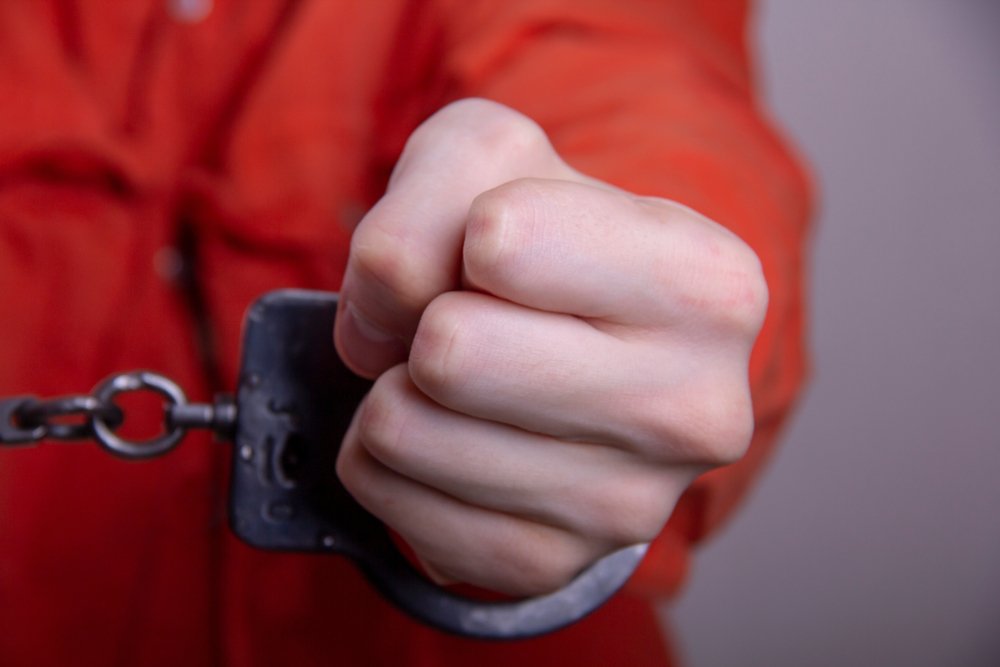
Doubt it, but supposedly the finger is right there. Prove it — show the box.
[407,291,749,464]
[337,415,604,596]
[355,366,686,546]
[334,99,577,378]
[462,178,768,335]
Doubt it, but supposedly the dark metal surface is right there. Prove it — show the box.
[90,371,191,459]
[18,395,123,440]
[228,289,645,639]
[1,394,123,444]
[0,397,47,445]
[0,374,233,456]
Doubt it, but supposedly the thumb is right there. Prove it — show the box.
[334,98,575,378]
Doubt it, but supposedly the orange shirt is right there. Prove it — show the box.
[0,1,811,665]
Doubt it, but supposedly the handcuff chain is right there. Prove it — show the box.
[16,394,124,441]
[0,371,235,459]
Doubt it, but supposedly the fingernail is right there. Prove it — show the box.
[337,301,408,378]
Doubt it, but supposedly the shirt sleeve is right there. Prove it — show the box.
[372,0,814,598]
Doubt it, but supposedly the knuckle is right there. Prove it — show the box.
[335,437,373,505]
[410,98,553,167]
[683,383,755,465]
[582,476,673,546]
[453,98,550,158]
[408,293,472,400]
[724,244,770,332]
[658,209,770,334]
[349,215,432,316]
[637,380,754,466]
[702,242,769,334]
[464,179,540,289]
[354,369,411,468]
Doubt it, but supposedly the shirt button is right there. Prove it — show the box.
[168,0,213,23]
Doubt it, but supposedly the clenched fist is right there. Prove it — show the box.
[334,98,767,596]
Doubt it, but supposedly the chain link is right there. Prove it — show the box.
[0,371,235,459]
[17,395,124,441]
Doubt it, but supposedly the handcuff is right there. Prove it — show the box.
[0,289,646,640]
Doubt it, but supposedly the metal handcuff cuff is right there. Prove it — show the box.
[0,290,646,640]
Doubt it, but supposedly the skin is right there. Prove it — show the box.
[334,98,767,597]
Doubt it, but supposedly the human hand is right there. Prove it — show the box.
[334,99,767,596]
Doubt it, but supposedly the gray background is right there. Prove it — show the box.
[666,2,1000,666]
